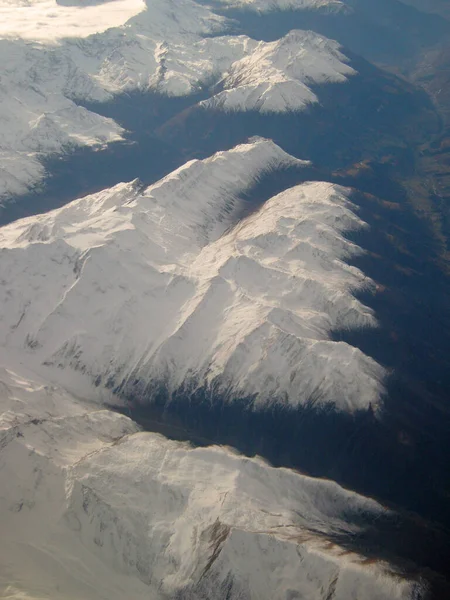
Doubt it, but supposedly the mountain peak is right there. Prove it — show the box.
[0,141,383,412]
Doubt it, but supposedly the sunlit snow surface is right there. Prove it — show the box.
[0,140,384,411]
[0,364,422,600]
[0,0,146,41]
[0,0,354,201]
[0,3,436,599]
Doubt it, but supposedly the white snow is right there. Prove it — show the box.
[201,30,354,113]
[0,3,430,599]
[0,0,354,202]
[0,0,146,41]
[0,37,125,202]
[0,139,383,412]
[0,363,421,600]
[88,28,354,106]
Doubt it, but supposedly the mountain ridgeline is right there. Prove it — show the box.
[1,1,450,598]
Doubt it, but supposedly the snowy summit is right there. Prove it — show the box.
[0,140,383,412]
[0,0,354,201]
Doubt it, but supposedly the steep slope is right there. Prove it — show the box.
[215,0,450,64]
[0,0,446,207]
[200,30,354,113]
[0,365,425,600]
[0,139,383,412]
[0,38,124,199]
[0,0,355,204]
[1,0,450,597]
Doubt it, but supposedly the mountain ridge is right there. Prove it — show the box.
[0,139,384,413]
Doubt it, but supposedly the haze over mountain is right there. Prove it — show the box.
[1,1,450,599]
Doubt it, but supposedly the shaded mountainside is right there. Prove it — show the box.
[155,53,438,169]
[0,142,385,414]
[1,1,450,599]
[116,178,450,583]
[207,0,450,63]
[0,367,429,600]
[0,51,439,225]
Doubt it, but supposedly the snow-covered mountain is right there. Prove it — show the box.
[0,364,424,600]
[0,139,383,412]
[2,0,450,596]
[0,38,123,199]
[0,0,355,203]
[0,0,446,204]
[200,31,354,113]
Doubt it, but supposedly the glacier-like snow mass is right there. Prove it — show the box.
[0,0,355,201]
[0,364,422,600]
[0,139,384,411]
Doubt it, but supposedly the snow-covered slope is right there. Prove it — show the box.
[0,0,354,202]
[89,28,354,105]
[0,139,383,411]
[201,31,354,113]
[0,38,123,199]
[0,364,423,600]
